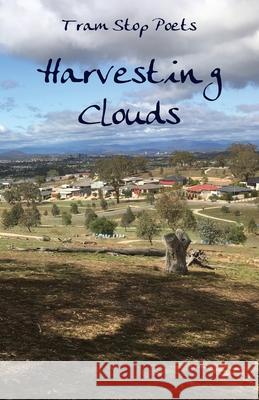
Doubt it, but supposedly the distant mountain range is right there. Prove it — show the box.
[0,138,258,159]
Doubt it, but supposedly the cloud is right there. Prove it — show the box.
[237,104,259,113]
[0,80,19,90]
[0,0,259,93]
[0,124,7,133]
[0,97,16,111]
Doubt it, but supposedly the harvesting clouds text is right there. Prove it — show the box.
[37,57,222,127]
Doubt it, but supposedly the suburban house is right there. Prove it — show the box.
[122,177,142,185]
[39,186,53,200]
[160,175,187,187]
[58,188,81,199]
[219,185,252,199]
[246,177,259,191]
[133,183,162,197]
[74,178,92,196]
[186,184,220,200]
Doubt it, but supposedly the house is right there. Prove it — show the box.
[57,188,81,199]
[122,177,142,185]
[74,178,92,196]
[246,177,259,191]
[186,184,220,200]
[219,185,252,199]
[160,175,187,187]
[39,186,53,200]
[133,183,162,197]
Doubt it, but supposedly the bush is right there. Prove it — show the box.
[100,198,108,210]
[121,206,135,230]
[62,212,72,225]
[224,225,247,244]
[85,209,97,228]
[43,209,48,216]
[197,219,222,245]
[90,217,117,235]
[70,202,79,214]
[51,203,60,216]
[234,210,241,217]
[247,218,257,234]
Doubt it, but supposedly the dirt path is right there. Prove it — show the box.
[193,206,238,224]
[0,232,44,240]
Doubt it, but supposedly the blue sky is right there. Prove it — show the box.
[0,0,259,153]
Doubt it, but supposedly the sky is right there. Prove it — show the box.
[0,0,259,154]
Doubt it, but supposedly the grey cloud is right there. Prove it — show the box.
[0,80,19,90]
[0,97,16,111]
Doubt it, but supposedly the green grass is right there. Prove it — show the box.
[199,204,259,225]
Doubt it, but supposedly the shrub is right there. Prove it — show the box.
[51,203,60,216]
[62,212,72,225]
[70,202,79,214]
[197,219,222,245]
[90,217,117,235]
[224,225,247,244]
[121,206,135,230]
[247,218,257,234]
[100,198,108,210]
[85,209,97,228]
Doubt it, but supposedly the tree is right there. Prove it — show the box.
[70,202,79,214]
[146,192,155,205]
[3,187,21,204]
[85,209,97,228]
[183,208,197,230]
[20,206,41,232]
[197,219,221,244]
[10,203,24,225]
[121,206,135,230]
[100,198,108,210]
[19,183,41,205]
[132,156,147,173]
[62,212,72,225]
[51,203,60,216]
[215,153,227,167]
[247,218,257,234]
[96,156,133,204]
[155,193,188,229]
[1,209,15,229]
[90,217,117,235]
[170,151,195,167]
[164,230,191,274]
[228,143,259,181]
[136,211,160,245]
[35,175,46,186]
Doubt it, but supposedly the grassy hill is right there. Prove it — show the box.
[0,248,258,360]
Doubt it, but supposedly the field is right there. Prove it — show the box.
[0,247,258,361]
[0,198,259,361]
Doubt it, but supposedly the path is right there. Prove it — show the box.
[193,206,238,224]
[0,232,44,240]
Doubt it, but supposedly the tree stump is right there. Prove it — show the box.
[164,229,191,274]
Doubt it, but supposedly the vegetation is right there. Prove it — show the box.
[228,143,259,181]
[120,206,135,230]
[136,211,161,245]
[51,203,60,216]
[61,211,72,226]
[85,209,97,229]
[89,217,117,235]
[70,202,79,214]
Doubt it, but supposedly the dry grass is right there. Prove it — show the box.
[0,249,258,361]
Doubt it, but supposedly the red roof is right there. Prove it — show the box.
[186,184,220,192]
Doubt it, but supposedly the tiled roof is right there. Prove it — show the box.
[186,184,220,192]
